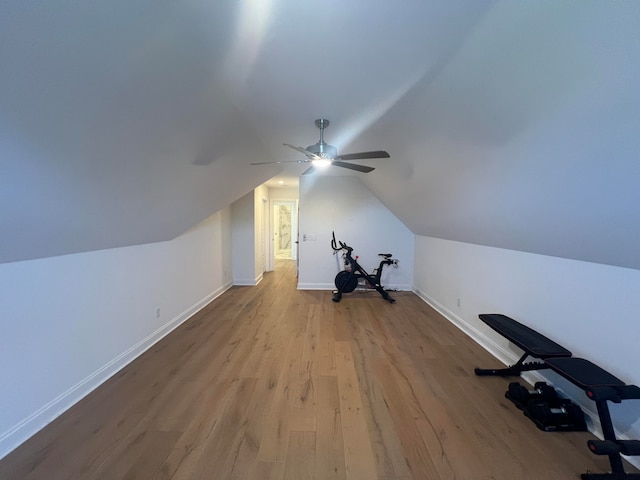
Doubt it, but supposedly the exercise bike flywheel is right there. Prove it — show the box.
[335,271,358,293]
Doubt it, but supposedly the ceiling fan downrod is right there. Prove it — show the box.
[308,119,336,158]
[315,118,330,141]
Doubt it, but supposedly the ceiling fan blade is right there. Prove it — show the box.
[301,166,316,176]
[332,161,375,173]
[335,150,390,161]
[250,159,310,165]
[283,143,321,160]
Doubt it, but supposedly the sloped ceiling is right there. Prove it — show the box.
[1,1,639,269]
[361,2,640,270]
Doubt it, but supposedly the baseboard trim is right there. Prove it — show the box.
[0,281,233,461]
[233,273,263,286]
[297,282,334,290]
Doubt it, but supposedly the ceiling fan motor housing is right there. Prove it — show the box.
[305,141,337,159]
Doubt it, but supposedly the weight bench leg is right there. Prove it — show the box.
[587,399,640,479]
[580,400,640,479]
[599,400,626,474]
[474,353,548,377]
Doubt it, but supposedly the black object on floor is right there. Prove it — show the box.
[523,398,587,432]
[506,381,587,432]
[506,381,558,410]
[474,314,572,376]
[330,232,397,303]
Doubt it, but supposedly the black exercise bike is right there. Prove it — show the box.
[331,231,399,303]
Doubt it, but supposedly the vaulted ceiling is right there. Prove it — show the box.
[2,1,639,269]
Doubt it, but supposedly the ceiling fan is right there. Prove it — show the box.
[251,118,390,175]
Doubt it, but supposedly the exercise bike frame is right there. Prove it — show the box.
[331,232,398,303]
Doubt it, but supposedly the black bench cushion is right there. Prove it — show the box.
[545,357,625,389]
[479,314,572,358]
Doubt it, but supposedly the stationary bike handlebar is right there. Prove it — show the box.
[331,231,395,261]
[331,231,352,254]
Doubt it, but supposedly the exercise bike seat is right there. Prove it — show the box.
[378,253,392,258]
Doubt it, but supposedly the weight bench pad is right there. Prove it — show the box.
[479,314,572,358]
[545,357,625,389]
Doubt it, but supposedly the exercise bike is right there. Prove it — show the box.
[330,231,399,303]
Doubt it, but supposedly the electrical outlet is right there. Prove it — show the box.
[156,307,161,319]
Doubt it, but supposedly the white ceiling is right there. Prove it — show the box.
[1,1,639,269]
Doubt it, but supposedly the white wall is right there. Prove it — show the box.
[298,176,414,290]
[0,208,233,460]
[269,186,299,201]
[413,235,640,455]
[231,187,268,285]
[254,185,269,279]
[231,192,257,285]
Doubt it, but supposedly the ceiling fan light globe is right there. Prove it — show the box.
[311,158,331,169]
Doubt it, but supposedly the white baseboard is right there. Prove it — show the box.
[233,273,263,286]
[0,282,232,461]
[385,283,416,292]
[413,287,640,472]
[297,282,334,290]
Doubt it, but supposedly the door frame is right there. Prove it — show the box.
[267,199,298,271]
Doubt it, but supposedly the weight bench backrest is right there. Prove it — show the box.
[479,314,572,359]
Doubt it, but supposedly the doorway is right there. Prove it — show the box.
[273,200,297,261]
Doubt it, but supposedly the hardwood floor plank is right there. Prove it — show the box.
[343,305,412,478]
[373,360,441,479]
[316,304,338,377]
[121,431,181,480]
[283,431,316,480]
[334,341,379,480]
[180,377,259,479]
[315,376,346,480]
[256,331,305,462]
[250,461,285,480]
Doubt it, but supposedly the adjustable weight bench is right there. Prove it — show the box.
[474,314,573,377]
[546,357,640,479]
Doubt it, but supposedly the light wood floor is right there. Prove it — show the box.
[0,260,623,479]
